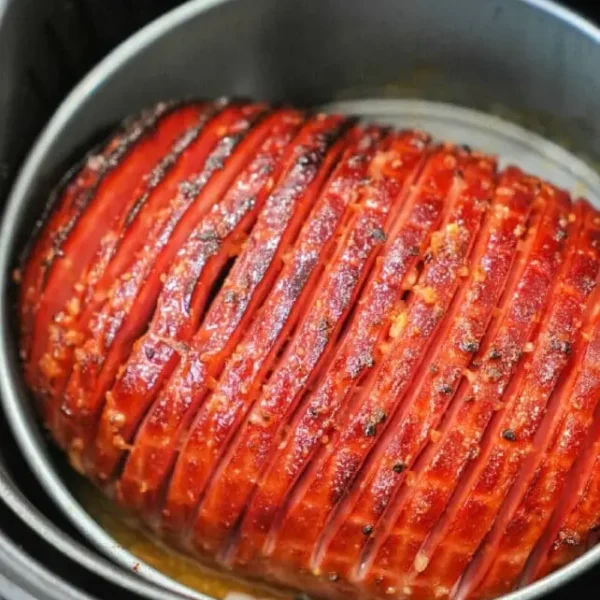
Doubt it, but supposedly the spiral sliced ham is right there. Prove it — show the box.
[18,100,600,600]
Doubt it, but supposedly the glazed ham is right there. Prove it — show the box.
[19,100,600,600]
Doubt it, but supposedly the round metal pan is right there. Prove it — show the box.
[0,1,599,599]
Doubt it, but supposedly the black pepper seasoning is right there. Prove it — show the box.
[502,429,517,442]
[318,318,331,333]
[437,383,453,395]
[460,340,479,353]
[362,524,374,536]
[371,227,387,242]
[364,423,377,437]
[392,462,406,473]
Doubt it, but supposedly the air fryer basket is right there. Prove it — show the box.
[1,1,600,600]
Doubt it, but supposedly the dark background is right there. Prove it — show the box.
[567,0,597,19]
[0,0,598,598]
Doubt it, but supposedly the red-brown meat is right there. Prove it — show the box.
[18,100,600,600]
[92,109,306,484]
[241,148,495,580]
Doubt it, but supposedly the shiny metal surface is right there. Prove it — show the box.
[0,1,599,599]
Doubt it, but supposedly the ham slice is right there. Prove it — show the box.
[18,101,600,600]
[239,147,495,580]
[356,182,571,599]
[25,101,205,403]
[455,202,600,600]
[55,103,271,465]
[118,113,353,521]
[314,167,535,585]
[196,129,429,560]
[92,108,306,484]
[228,143,452,579]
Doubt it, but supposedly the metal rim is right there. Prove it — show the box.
[0,523,93,600]
[0,1,599,600]
[0,456,203,600]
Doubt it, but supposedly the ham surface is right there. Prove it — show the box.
[18,100,600,600]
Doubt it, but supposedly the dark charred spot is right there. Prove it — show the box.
[459,144,472,153]
[488,348,502,360]
[371,227,387,243]
[297,151,320,167]
[243,195,257,211]
[392,462,407,473]
[437,383,453,395]
[318,318,331,333]
[362,524,374,536]
[184,280,197,312]
[460,339,479,353]
[364,423,377,437]
[317,128,340,147]
[502,429,517,442]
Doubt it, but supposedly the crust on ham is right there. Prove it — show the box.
[19,100,600,600]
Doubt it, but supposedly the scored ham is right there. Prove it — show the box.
[18,100,600,600]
